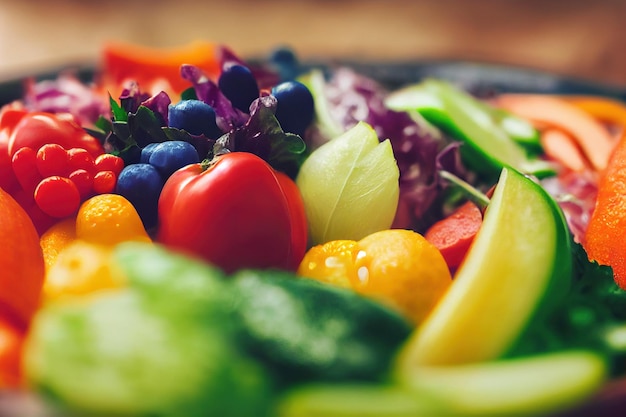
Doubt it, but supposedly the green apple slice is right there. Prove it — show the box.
[397,166,572,367]
[296,121,400,245]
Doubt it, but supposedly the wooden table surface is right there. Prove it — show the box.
[1,0,626,86]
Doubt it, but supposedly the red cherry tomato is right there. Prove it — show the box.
[67,147,96,174]
[34,176,81,218]
[68,169,94,199]
[157,152,308,273]
[36,143,69,178]
[11,147,41,194]
[94,153,125,176]
[92,170,117,194]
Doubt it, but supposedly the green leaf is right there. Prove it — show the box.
[111,122,133,145]
[109,93,128,122]
[181,87,198,101]
[162,127,194,142]
[128,105,168,146]
[95,115,113,132]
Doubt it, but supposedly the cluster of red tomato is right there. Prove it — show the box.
[0,109,123,234]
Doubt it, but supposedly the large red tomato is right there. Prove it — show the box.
[157,152,308,273]
[6,111,104,158]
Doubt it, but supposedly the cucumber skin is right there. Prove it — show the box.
[504,170,573,358]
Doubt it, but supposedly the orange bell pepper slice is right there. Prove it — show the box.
[563,95,626,134]
[100,40,222,95]
[584,129,626,289]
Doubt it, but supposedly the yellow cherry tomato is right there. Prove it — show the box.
[76,194,151,246]
[43,240,126,302]
[40,217,77,272]
[297,240,358,288]
[298,229,452,325]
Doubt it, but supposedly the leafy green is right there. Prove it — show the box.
[214,95,307,179]
[109,93,128,122]
[508,241,626,375]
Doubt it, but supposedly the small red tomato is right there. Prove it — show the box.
[94,153,125,177]
[34,176,81,218]
[67,147,96,174]
[68,169,94,199]
[36,143,69,178]
[157,152,307,273]
[92,170,117,194]
[11,147,41,194]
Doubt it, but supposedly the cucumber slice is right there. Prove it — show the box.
[277,383,442,417]
[277,350,606,417]
[401,350,607,416]
[385,80,554,178]
[397,167,572,367]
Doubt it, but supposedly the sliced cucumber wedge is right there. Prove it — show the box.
[277,350,606,417]
[401,350,607,416]
[397,167,572,367]
[385,79,554,178]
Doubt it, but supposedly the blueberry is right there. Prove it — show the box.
[148,141,200,179]
[116,163,164,230]
[218,64,260,112]
[168,100,222,138]
[268,46,299,81]
[271,81,315,136]
[140,142,160,164]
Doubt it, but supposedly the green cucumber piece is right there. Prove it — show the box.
[277,350,606,417]
[385,79,554,178]
[277,383,443,417]
[231,269,412,384]
[397,167,572,367]
[401,350,607,416]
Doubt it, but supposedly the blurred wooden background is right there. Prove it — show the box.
[1,0,625,85]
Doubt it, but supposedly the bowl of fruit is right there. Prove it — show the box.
[1,40,626,416]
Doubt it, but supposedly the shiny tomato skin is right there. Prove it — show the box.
[0,135,19,193]
[157,152,307,273]
[274,170,308,270]
[7,112,104,158]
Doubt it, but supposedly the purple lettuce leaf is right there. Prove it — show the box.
[118,82,151,115]
[23,73,109,126]
[180,64,248,132]
[141,91,171,126]
[214,94,306,178]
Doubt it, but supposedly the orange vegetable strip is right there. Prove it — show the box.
[495,94,615,171]
[424,201,483,273]
[540,128,590,172]
[563,96,626,129]
[584,130,626,289]
[101,40,221,94]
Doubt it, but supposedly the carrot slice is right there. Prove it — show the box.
[540,128,590,172]
[495,94,615,171]
[584,130,626,289]
[564,96,626,129]
[100,40,221,94]
[424,201,483,273]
